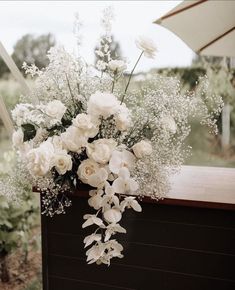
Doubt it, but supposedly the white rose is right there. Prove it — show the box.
[45,100,66,121]
[108,60,127,73]
[87,92,119,119]
[12,128,24,149]
[86,139,117,164]
[26,140,54,177]
[132,140,153,159]
[60,126,87,153]
[109,149,136,174]
[161,115,177,134]
[115,104,131,131]
[53,151,72,175]
[77,159,100,184]
[135,36,157,59]
[87,168,108,189]
[72,113,99,138]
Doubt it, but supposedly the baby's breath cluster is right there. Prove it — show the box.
[9,10,223,266]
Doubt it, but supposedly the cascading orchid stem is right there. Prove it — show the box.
[120,51,144,104]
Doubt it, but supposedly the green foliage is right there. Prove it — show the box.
[12,33,56,72]
[21,124,37,142]
[0,152,40,281]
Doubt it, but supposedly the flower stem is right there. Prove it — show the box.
[121,51,144,104]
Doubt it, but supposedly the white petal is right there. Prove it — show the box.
[118,167,130,179]
[131,200,142,212]
[112,178,125,194]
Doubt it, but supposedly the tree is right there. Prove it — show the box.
[12,33,56,72]
[0,57,9,78]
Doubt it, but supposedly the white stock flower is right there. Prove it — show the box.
[26,140,54,177]
[108,60,127,73]
[82,214,105,228]
[45,100,66,121]
[87,92,119,119]
[77,159,100,184]
[83,233,102,248]
[53,151,72,175]
[161,115,177,134]
[104,223,126,242]
[12,128,24,149]
[132,140,152,158]
[136,36,157,59]
[72,113,99,138]
[103,208,122,224]
[61,126,87,153]
[86,139,117,164]
[87,168,108,189]
[112,167,139,194]
[109,149,136,174]
[120,196,142,212]
[115,104,131,131]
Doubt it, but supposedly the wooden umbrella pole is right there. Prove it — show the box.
[0,95,14,136]
[0,42,32,96]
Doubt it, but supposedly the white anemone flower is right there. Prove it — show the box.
[82,214,105,228]
[120,196,142,212]
[112,167,139,194]
[104,223,126,242]
[109,149,136,174]
[83,233,102,248]
[135,36,157,59]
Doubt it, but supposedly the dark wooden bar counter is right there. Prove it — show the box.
[40,166,235,290]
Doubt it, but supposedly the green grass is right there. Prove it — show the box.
[22,270,42,290]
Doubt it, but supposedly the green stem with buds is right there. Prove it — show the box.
[121,51,144,104]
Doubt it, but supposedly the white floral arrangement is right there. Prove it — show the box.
[10,8,223,265]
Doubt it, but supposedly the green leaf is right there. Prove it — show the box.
[21,124,37,142]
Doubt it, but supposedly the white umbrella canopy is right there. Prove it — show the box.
[154,0,235,57]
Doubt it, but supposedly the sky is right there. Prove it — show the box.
[0,1,195,72]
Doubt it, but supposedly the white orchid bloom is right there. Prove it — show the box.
[82,214,105,228]
[106,240,124,258]
[103,208,122,224]
[88,189,104,210]
[104,223,126,242]
[101,182,120,210]
[86,242,106,264]
[120,196,142,212]
[83,233,102,248]
[112,167,139,194]
[109,149,136,174]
